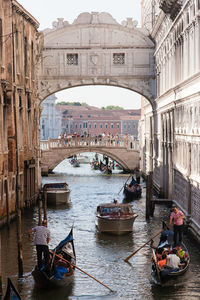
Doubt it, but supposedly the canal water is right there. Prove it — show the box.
[1,156,200,300]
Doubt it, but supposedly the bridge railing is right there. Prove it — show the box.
[40,136,139,151]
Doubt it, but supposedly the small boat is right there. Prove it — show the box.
[91,160,100,170]
[151,224,190,285]
[95,200,138,235]
[77,154,90,164]
[70,158,80,167]
[3,278,21,300]
[99,162,112,174]
[43,182,71,205]
[123,182,142,200]
[32,227,76,288]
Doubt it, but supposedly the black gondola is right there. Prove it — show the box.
[123,182,142,200]
[32,227,76,288]
[3,278,21,300]
[151,224,190,285]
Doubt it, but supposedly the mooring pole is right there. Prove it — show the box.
[43,190,47,220]
[146,172,153,219]
[0,233,2,296]
[38,191,42,226]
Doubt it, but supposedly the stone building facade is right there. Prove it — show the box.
[0,0,42,226]
[56,104,140,138]
[40,94,62,140]
[141,0,200,239]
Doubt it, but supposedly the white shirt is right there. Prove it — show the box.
[168,254,180,268]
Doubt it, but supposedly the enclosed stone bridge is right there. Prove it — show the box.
[40,136,140,174]
[37,12,156,107]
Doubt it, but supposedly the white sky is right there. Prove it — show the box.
[19,0,142,109]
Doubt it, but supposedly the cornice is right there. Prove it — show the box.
[12,0,39,29]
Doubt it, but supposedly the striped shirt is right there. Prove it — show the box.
[32,226,50,246]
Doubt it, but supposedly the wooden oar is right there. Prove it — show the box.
[118,174,132,195]
[124,226,168,262]
[49,250,114,292]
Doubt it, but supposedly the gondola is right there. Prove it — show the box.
[123,183,142,200]
[32,227,76,288]
[3,278,21,300]
[151,224,190,285]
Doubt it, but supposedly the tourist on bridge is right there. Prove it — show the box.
[169,204,184,246]
[28,219,50,270]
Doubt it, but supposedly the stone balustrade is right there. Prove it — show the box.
[40,136,139,151]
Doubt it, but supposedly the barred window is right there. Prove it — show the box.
[113,53,125,65]
[67,54,78,65]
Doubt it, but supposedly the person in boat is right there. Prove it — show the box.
[28,219,50,270]
[169,204,185,246]
[176,244,187,262]
[158,253,168,270]
[167,248,181,270]
[134,168,141,184]
[159,225,174,247]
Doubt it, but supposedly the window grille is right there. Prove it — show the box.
[67,54,78,65]
[113,53,125,65]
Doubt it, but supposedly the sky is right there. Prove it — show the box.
[19,0,142,109]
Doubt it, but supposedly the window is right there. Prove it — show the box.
[75,124,77,128]
[113,53,125,64]
[79,124,82,128]
[89,124,91,129]
[105,123,108,129]
[24,37,28,76]
[67,54,78,65]
[94,123,97,129]
[100,124,103,129]
[27,93,32,147]
[111,123,114,129]
[19,94,23,149]
[117,123,119,128]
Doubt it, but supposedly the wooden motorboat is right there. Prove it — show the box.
[77,154,90,164]
[3,278,21,300]
[43,182,71,205]
[123,182,142,200]
[151,225,190,285]
[95,201,138,235]
[32,228,76,288]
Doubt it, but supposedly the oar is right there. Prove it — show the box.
[118,173,132,195]
[124,226,168,262]
[49,250,114,292]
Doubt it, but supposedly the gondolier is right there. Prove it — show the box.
[169,204,184,246]
[28,219,50,270]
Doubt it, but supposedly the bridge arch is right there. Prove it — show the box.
[40,138,140,173]
[37,12,156,108]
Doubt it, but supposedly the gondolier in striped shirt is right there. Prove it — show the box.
[169,205,184,247]
[28,219,50,270]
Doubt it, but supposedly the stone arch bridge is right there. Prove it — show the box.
[40,136,140,174]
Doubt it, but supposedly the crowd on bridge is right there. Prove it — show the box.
[57,131,133,147]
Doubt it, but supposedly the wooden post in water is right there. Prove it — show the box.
[0,233,2,296]
[146,172,153,219]
[43,190,47,220]
[38,191,42,226]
